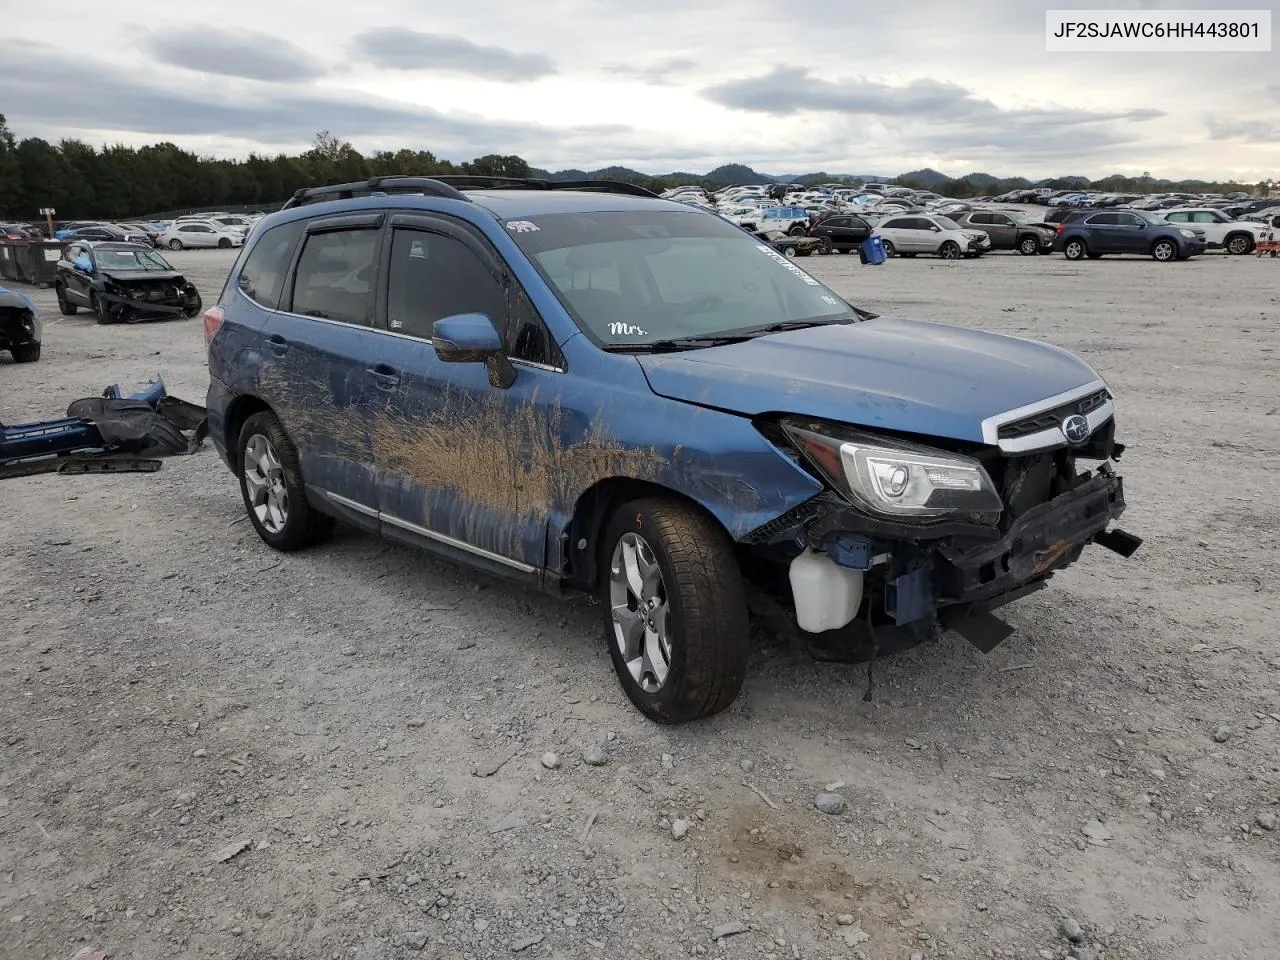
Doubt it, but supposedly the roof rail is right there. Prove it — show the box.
[280,176,471,209]
[430,175,658,198]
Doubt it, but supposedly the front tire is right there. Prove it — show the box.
[1151,239,1177,261]
[11,342,40,363]
[881,239,895,257]
[938,240,961,260]
[1018,235,1040,256]
[1063,238,1087,260]
[168,239,183,250]
[599,498,750,723]
[217,237,232,249]
[780,244,797,258]
[91,291,112,325]
[236,411,333,552]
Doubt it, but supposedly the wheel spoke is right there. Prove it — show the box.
[612,604,644,662]
[622,540,645,600]
[644,623,669,687]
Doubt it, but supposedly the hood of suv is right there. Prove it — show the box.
[636,317,1100,444]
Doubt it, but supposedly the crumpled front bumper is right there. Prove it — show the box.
[933,467,1127,609]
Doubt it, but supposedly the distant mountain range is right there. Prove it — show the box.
[527,163,1230,191]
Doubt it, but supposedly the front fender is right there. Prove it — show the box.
[543,350,825,552]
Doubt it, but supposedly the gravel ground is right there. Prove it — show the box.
[2,244,1278,960]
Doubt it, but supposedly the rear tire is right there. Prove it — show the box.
[817,236,833,254]
[1225,233,1253,255]
[55,283,78,315]
[881,240,896,257]
[599,498,750,723]
[788,225,806,237]
[1063,238,1087,260]
[236,411,334,552]
[11,342,40,363]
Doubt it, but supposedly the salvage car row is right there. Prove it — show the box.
[664,182,1280,262]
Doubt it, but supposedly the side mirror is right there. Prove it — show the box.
[74,256,93,272]
[431,312,516,389]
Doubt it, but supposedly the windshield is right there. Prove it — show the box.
[932,216,963,230]
[1007,211,1035,224]
[507,210,857,348]
[95,248,173,271]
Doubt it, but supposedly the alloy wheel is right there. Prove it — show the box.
[609,532,672,694]
[242,433,289,534]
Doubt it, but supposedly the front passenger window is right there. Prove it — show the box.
[386,230,506,341]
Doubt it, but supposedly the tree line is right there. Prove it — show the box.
[0,112,1268,222]
[0,120,534,221]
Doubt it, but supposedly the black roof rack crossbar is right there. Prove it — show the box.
[429,175,658,198]
[281,176,471,209]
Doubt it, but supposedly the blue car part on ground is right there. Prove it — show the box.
[203,175,1142,723]
[1,377,207,480]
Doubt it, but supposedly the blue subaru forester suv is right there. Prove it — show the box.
[204,176,1140,723]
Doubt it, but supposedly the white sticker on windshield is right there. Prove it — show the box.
[755,244,820,284]
[609,322,647,337]
[506,220,539,233]
[821,295,840,305]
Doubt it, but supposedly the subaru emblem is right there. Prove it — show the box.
[1062,414,1090,445]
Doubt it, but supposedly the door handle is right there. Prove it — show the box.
[366,365,401,390]
[267,334,289,357]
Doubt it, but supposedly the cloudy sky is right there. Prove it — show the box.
[1,0,1276,180]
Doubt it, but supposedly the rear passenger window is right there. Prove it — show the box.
[386,230,505,341]
[289,228,378,325]
[237,219,305,309]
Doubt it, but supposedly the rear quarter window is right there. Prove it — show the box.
[235,219,306,310]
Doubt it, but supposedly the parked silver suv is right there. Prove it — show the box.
[871,214,991,259]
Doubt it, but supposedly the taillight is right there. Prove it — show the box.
[1055,224,1065,233]
[202,305,225,347]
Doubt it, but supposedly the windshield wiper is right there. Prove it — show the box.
[603,333,757,353]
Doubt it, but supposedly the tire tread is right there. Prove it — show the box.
[604,497,749,723]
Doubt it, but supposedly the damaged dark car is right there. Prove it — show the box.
[0,285,41,363]
[205,176,1142,725]
[55,241,202,324]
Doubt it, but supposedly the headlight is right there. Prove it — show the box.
[780,419,1004,524]
[1179,229,1196,238]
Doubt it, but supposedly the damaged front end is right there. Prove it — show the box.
[740,403,1141,679]
[0,287,41,360]
[97,273,203,324]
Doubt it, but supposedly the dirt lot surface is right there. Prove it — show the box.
[3,245,1278,960]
